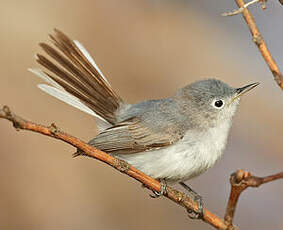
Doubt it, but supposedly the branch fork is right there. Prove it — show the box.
[222,0,267,17]
[224,169,283,229]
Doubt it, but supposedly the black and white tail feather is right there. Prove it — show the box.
[29,29,124,131]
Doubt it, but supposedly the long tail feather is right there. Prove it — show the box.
[38,84,99,118]
[31,29,124,125]
[28,68,64,90]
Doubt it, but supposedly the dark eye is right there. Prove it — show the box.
[214,100,224,108]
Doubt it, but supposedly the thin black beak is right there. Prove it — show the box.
[230,82,260,104]
[235,82,260,97]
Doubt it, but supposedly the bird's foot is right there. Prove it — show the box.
[186,194,204,219]
[179,182,204,219]
[150,179,168,198]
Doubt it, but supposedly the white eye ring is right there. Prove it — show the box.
[212,99,225,109]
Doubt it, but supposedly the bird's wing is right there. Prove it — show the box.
[88,117,184,154]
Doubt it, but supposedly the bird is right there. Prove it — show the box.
[29,29,259,218]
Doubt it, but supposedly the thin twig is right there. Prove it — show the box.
[0,105,229,230]
[222,0,262,17]
[234,0,283,90]
[224,169,283,229]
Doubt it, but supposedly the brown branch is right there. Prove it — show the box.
[224,169,283,229]
[233,0,283,90]
[0,105,229,230]
[1,106,283,229]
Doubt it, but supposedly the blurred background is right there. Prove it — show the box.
[0,0,282,229]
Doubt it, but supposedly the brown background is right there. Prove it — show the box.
[0,1,283,229]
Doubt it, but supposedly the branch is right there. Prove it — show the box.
[0,105,229,230]
[224,169,283,229]
[1,106,282,229]
[224,0,283,90]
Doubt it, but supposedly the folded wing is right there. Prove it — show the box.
[89,117,184,154]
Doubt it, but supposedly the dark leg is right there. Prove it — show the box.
[179,182,204,219]
[150,179,168,198]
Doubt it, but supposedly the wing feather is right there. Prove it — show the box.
[88,117,183,154]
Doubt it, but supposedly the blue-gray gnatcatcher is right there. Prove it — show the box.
[29,30,259,218]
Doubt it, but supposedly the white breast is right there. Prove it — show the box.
[118,120,232,184]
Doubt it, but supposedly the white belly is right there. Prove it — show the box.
[117,120,232,184]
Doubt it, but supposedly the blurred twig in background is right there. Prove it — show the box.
[223,0,283,90]
[1,106,282,230]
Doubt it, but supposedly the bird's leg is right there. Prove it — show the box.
[150,179,168,198]
[179,182,204,219]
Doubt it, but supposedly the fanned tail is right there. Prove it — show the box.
[29,29,123,127]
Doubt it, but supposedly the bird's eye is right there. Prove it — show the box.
[212,99,224,109]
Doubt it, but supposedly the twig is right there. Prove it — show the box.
[224,169,283,229]
[223,0,283,89]
[0,105,229,230]
[221,0,264,17]
[233,0,283,90]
